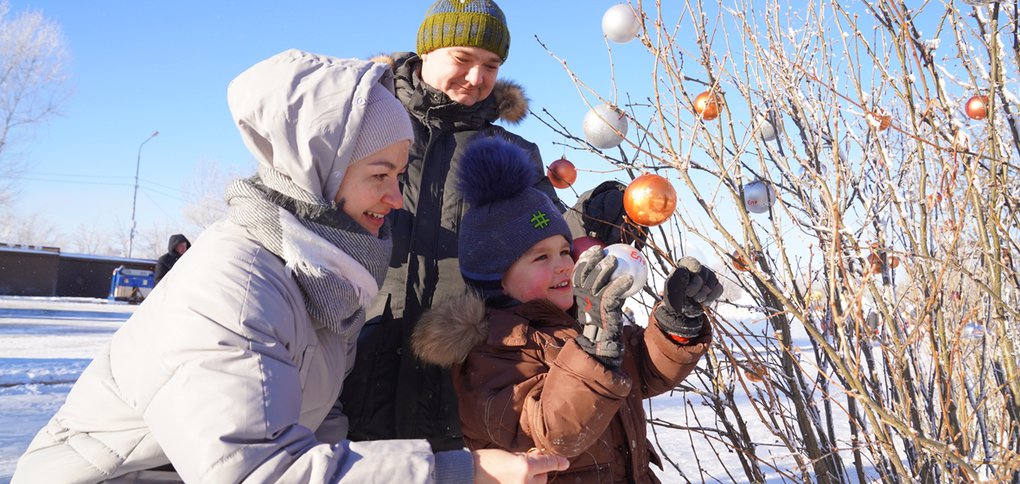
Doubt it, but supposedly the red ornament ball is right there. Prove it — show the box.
[547,157,577,189]
[965,94,988,120]
[571,236,606,262]
[623,174,677,227]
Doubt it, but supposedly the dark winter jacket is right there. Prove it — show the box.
[154,234,190,285]
[338,52,572,451]
[412,293,713,483]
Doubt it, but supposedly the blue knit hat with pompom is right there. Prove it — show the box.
[458,137,572,295]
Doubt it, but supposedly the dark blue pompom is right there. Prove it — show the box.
[458,137,537,206]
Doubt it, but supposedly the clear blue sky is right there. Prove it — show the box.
[8,1,661,251]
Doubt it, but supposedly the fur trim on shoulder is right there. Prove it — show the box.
[375,52,529,123]
[412,292,489,367]
[492,79,528,124]
[369,53,396,69]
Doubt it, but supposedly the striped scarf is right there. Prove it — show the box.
[225,166,391,335]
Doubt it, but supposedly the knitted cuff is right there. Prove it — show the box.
[434,449,474,484]
[654,304,705,342]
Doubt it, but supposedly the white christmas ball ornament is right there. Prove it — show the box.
[604,243,648,298]
[743,180,776,214]
[583,104,628,149]
[757,111,783,141]
[602,4,641,43]
[963,322,986,340]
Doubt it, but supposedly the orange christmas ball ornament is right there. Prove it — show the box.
[547,157,577,189]
[965,95,989,120]
[694,91,722,121]
[744,362,767,383]
[623,174,677,226]
[867,252,881,265]
[730,250,755,272]
[867,252,883,274]
[866,109,892,131]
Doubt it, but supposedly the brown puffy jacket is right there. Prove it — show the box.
[412,293,712,483]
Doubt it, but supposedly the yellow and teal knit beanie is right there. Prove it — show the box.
[417,0,510,61]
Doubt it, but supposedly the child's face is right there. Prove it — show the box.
[502,235,575,311]
[334,140,409,236]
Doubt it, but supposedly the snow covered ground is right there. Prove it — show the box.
[0,296,133,483]
[0,296,816,483]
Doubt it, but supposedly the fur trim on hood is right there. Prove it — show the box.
[412,292,488,368]
[370,53,529,124]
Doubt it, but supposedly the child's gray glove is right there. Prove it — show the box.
[654,256,724,341]
[573,246,633,368]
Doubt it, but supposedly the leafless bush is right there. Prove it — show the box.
[539,1,1019,481]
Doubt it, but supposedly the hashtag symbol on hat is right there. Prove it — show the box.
[530,211,550,229]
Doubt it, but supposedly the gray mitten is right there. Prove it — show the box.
[573,246,633,368]
[654,256,724,340]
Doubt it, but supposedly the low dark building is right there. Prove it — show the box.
[0,245,60,297]
[0,244,156,299]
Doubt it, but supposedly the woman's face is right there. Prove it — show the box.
[334,140,409,236]
[502,235,575,311]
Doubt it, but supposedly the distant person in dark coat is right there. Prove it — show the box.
[154,233,190,284]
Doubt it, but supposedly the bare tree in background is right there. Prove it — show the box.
[0,1,71,207]
[137,219,180,261]
[67,221,118,255]
[0,209,62,247]
[182,158,247,230]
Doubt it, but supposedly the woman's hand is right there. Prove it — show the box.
[473,448,569,484]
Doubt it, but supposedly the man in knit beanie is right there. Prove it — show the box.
[416,0,509,106]
[341,0,644,453]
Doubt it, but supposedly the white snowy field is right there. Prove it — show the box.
[0,296,833,483]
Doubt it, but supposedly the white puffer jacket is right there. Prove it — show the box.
[12,50,444,484]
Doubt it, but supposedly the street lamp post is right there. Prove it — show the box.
[128,131,159,258]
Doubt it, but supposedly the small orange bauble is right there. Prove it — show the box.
[867,252,883,274]
[623,174,677,226]
[744,362,767,382]
[731,250,754,272]
[965,95,989,120]
[547,157,577,189]
[694,91,722,121]
[867,252,882,266]
[867,110,891,131]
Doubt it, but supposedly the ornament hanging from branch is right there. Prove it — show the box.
[757,111,783,141]
[730,249,756,272]
[623,173,676,226]
[571,236,606,262]
[694,91,723,121]
[601,4,641,43]
[965,94,988,120]
[547,157,577,189]
[583,103,628,149]
[742,180,776,214]
[866,108,892,131]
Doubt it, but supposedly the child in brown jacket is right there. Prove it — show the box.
[412,137,723,483]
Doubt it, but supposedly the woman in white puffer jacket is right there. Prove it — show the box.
[11,49,565,484]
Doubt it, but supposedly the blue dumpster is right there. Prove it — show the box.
[109,266,155,303]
